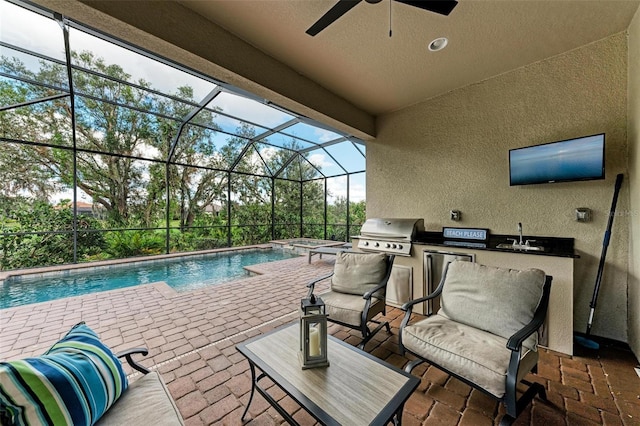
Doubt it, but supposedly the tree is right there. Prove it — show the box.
[1,52,154,224]
[155,86,229,230]
[0,47,353,267]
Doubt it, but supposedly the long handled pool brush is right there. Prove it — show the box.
[574,173,623,350]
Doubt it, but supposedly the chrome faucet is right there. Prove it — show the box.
[498,222,544,251]
[517,222,524,245]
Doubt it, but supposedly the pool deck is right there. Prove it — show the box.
[1,255,639,425]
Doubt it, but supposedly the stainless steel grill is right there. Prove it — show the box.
[356,218,424,256]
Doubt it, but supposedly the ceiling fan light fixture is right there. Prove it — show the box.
[428,37,449,52]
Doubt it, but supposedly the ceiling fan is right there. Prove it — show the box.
[306,0,458,36]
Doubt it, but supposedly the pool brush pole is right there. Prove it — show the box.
[584,173,623,337]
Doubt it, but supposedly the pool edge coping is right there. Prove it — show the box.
[0,244,274,282]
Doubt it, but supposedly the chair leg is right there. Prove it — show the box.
[357,320,390,350]
[499,414,515,426]
[504,381,545,422]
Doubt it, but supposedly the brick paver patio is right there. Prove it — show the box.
[1,255,639,425]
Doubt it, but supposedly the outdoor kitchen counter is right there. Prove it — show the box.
[410,239,576,356]
[413,231,578,258]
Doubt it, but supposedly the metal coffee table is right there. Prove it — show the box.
[236,322,419,425]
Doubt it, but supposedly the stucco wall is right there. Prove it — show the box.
[369,34,630,342]
[628,8,640,359]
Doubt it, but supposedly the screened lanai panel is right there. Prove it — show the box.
[299,155,324,180]
[349,172,366,203]
[273,178,301,240]
[0,1,65,62]
[76,154,164,227]
[327,175,348,204]
[230,174,272,245]
[170,168,228,251]
[279,155,303,181]
[305,146,344,177]
[100,229,164,258]
[254,141,297,177]
[0,72,68,107]
[0,48,69,95]
[0,0,368,271]
[280,122,342,145]
[71,69,190,120]
[349,172,366,236]
[0,230,74,269]
[260,132,315,150]
[73,97,164,158]
[191,106,268,140]
[233,143,271,176]
[326,175,348,241]
[0,97,72,146]
[172,124,230,168]
[324,141,365,173]
[0,143,70,213]
[205,91,295,129]
[68,27,217,103]
[302,178,325,239]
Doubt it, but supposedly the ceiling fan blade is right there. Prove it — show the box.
[306,0,363,36]
[394,0,458,16]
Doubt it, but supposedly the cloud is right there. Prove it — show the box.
[308,152,334,168]
[314,128,341,143]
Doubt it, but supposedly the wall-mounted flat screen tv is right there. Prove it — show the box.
[509,133,605,186]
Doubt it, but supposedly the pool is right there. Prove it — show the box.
[0,249,299,309]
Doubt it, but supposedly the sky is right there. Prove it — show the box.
[0,0,366,203]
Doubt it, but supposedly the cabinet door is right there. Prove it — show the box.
[424,251,475,315]
[386,265,412,308]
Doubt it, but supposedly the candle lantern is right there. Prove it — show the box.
[299,294,329,369]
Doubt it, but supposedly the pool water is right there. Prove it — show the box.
[0,249,299,309]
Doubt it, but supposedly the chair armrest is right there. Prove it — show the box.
[116,348,151,374]
[400,261,451,311]
[362,280,388,300]
[307,273,333,288]
[506,276,553,351]
[306,272,333,297]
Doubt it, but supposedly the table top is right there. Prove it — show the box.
[236,322,420,426]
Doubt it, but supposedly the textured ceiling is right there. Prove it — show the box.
[178,0,639,116]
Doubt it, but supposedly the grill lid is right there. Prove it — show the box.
[359,218,424,241]
[356,218,424,257]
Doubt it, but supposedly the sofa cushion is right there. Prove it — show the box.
[331,252,388,297]
[319,290,385,326]
[402,314,538,398]
[0,323,127,426]
[96,371,184,426]
[440,261,545,348]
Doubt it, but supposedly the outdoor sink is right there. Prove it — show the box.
[496,243,545,252]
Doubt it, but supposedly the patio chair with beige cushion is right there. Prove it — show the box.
[399,261,552,426]
[306,251,395,350]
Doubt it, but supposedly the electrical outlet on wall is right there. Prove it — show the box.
[576,208,591,222]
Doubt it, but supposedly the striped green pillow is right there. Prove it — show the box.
[0,322,128,425]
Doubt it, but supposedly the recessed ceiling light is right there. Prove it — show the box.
[428,37,449,52]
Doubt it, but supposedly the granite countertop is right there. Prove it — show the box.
[412,231,578,258]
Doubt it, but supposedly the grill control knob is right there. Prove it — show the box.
[398,244,403,250]
[385,243,391,248]
[374,242,379,247]
[363,241,369,246]
[392,244,397,249]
